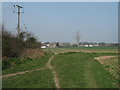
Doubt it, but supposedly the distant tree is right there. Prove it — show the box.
[73,31,80,44]
[26,37,37,43]
[19,32,26,41]
[56,42,59,47]
[26,36,38,48]
[26,32,32,40]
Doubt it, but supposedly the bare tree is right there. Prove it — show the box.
[73,31,80,44]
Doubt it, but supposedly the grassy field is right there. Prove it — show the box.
[2,47,119,88]
[2,51,56,88]
[51,52,118,88]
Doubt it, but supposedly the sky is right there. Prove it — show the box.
[2,2,118,43]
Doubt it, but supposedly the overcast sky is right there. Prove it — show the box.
[3,2,118,43]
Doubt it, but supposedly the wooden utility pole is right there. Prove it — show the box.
[14,5,23,39]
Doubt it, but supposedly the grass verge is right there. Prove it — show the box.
[3,51,53,75]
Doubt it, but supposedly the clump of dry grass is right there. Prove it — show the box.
[21,48,45,59]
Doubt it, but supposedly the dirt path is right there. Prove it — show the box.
[2,53,61,88]
[1,52,57,79]
[0,67,45,78]
[2,50,79,88]
[46,55,61,88]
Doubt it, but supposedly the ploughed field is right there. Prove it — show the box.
[2,47,119,88]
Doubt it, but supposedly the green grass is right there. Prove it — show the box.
[2,51,56,88]
[51,52,118,88]
[2,47,119,88]
[2,68,56,88]
[3,51,54,75]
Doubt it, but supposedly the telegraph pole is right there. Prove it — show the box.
[14,5,23,39]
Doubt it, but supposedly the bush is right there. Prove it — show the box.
[2,29,42,69]
[2,30,22,57]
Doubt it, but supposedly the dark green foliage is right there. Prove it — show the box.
[2,30,41,58]
[2,30,42,70]
[25,37,40,48]
[2,59,10,69]
[2,30,21,57]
